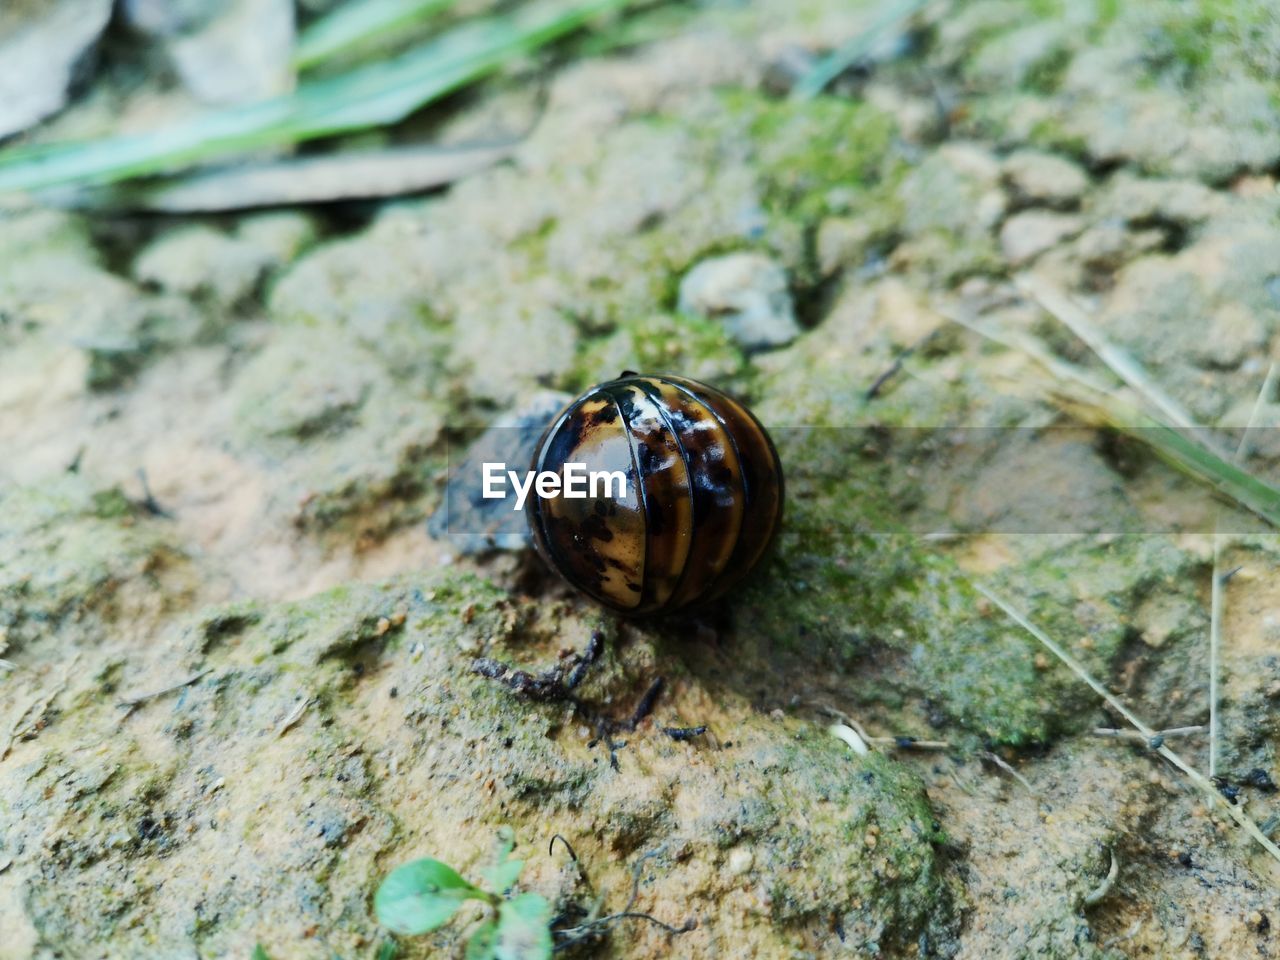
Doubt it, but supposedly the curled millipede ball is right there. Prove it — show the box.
[527,372,784,615]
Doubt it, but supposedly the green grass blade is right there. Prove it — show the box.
[0,0,627,195]
[1138,419,1280,527]
[1018,273,1198,432]
[1012,275,1280,522]
[1040,380,1280,529]
[791,0,928,100]
[943,300,1280,530]
[294,0,462,70]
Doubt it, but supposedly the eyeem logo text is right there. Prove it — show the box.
[482,463,629,511]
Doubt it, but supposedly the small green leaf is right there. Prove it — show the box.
[494,825,516,861]
[487,858,525,894]
[374,858,487,935]
[791,0,929,100]
[373,940,399,960]
[485,827,522,892]
[494,893,553,960]
[465,920,500,960]
[251,947,271,960]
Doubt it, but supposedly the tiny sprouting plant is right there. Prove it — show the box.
[373,830,695,957]
[374,827,552,960]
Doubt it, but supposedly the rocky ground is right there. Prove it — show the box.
[3,0,1280,957]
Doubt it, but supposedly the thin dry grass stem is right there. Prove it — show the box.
[1090,725,1203,743]
[830,723,870,755]
[1209,361,1278,778]
[276,697,312,737]
[974,582,1280,867]
[1016,274,1198,433]
[1082,849,1119,907]
[1231,364,1279,463]
[1209,536,1225,778]
[979,750,1036,796]
[935,303,1115,397]
[117,667,211,710]
[949,284,1280,863]
[1104,919,1145,950]
[941,291,1280,528]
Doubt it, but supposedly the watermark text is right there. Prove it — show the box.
[482,462,628,511]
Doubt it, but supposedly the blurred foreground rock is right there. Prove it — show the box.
[0,0,112,138]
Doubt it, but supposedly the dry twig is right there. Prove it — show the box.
[1082,848,1119,907]
[980,750,1036,796]
[277,697,312,737]
[1208,361,1277,777]
[815,703,951,751]
[1090,725,1203,745]
[118,668,211,710]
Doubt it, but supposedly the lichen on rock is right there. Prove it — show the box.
[0,476,192,654]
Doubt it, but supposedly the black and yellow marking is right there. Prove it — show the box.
[528,373,783,616]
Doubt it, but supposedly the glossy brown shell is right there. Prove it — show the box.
[527,373,783,616]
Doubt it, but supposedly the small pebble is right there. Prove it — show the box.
[1001,150,1089,208]
[727,847,754,875]
[999,211,1084,265]
[678,252,800,351]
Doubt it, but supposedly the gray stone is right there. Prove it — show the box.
[817,216,879,277]
[999,210,1083,265]
[127,0,294,105]
[132,216,314,309]
[427,390,572,555]
[1061,68,1280,185]
[678,252,800,350]
[892,143,1006,281]
[1196,301,1265,370]
[1096,214,1280,420]
[965,20,1072,89]
[863,81,946,145]
[0,0,112,138]
[1002,150,1088,208]
[1072,222,1165,272]
[122,0,214,35]
[1096,174,1227,228]
[133,225,272,307]
[898,143,1006,237]
[234,213,318,266]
